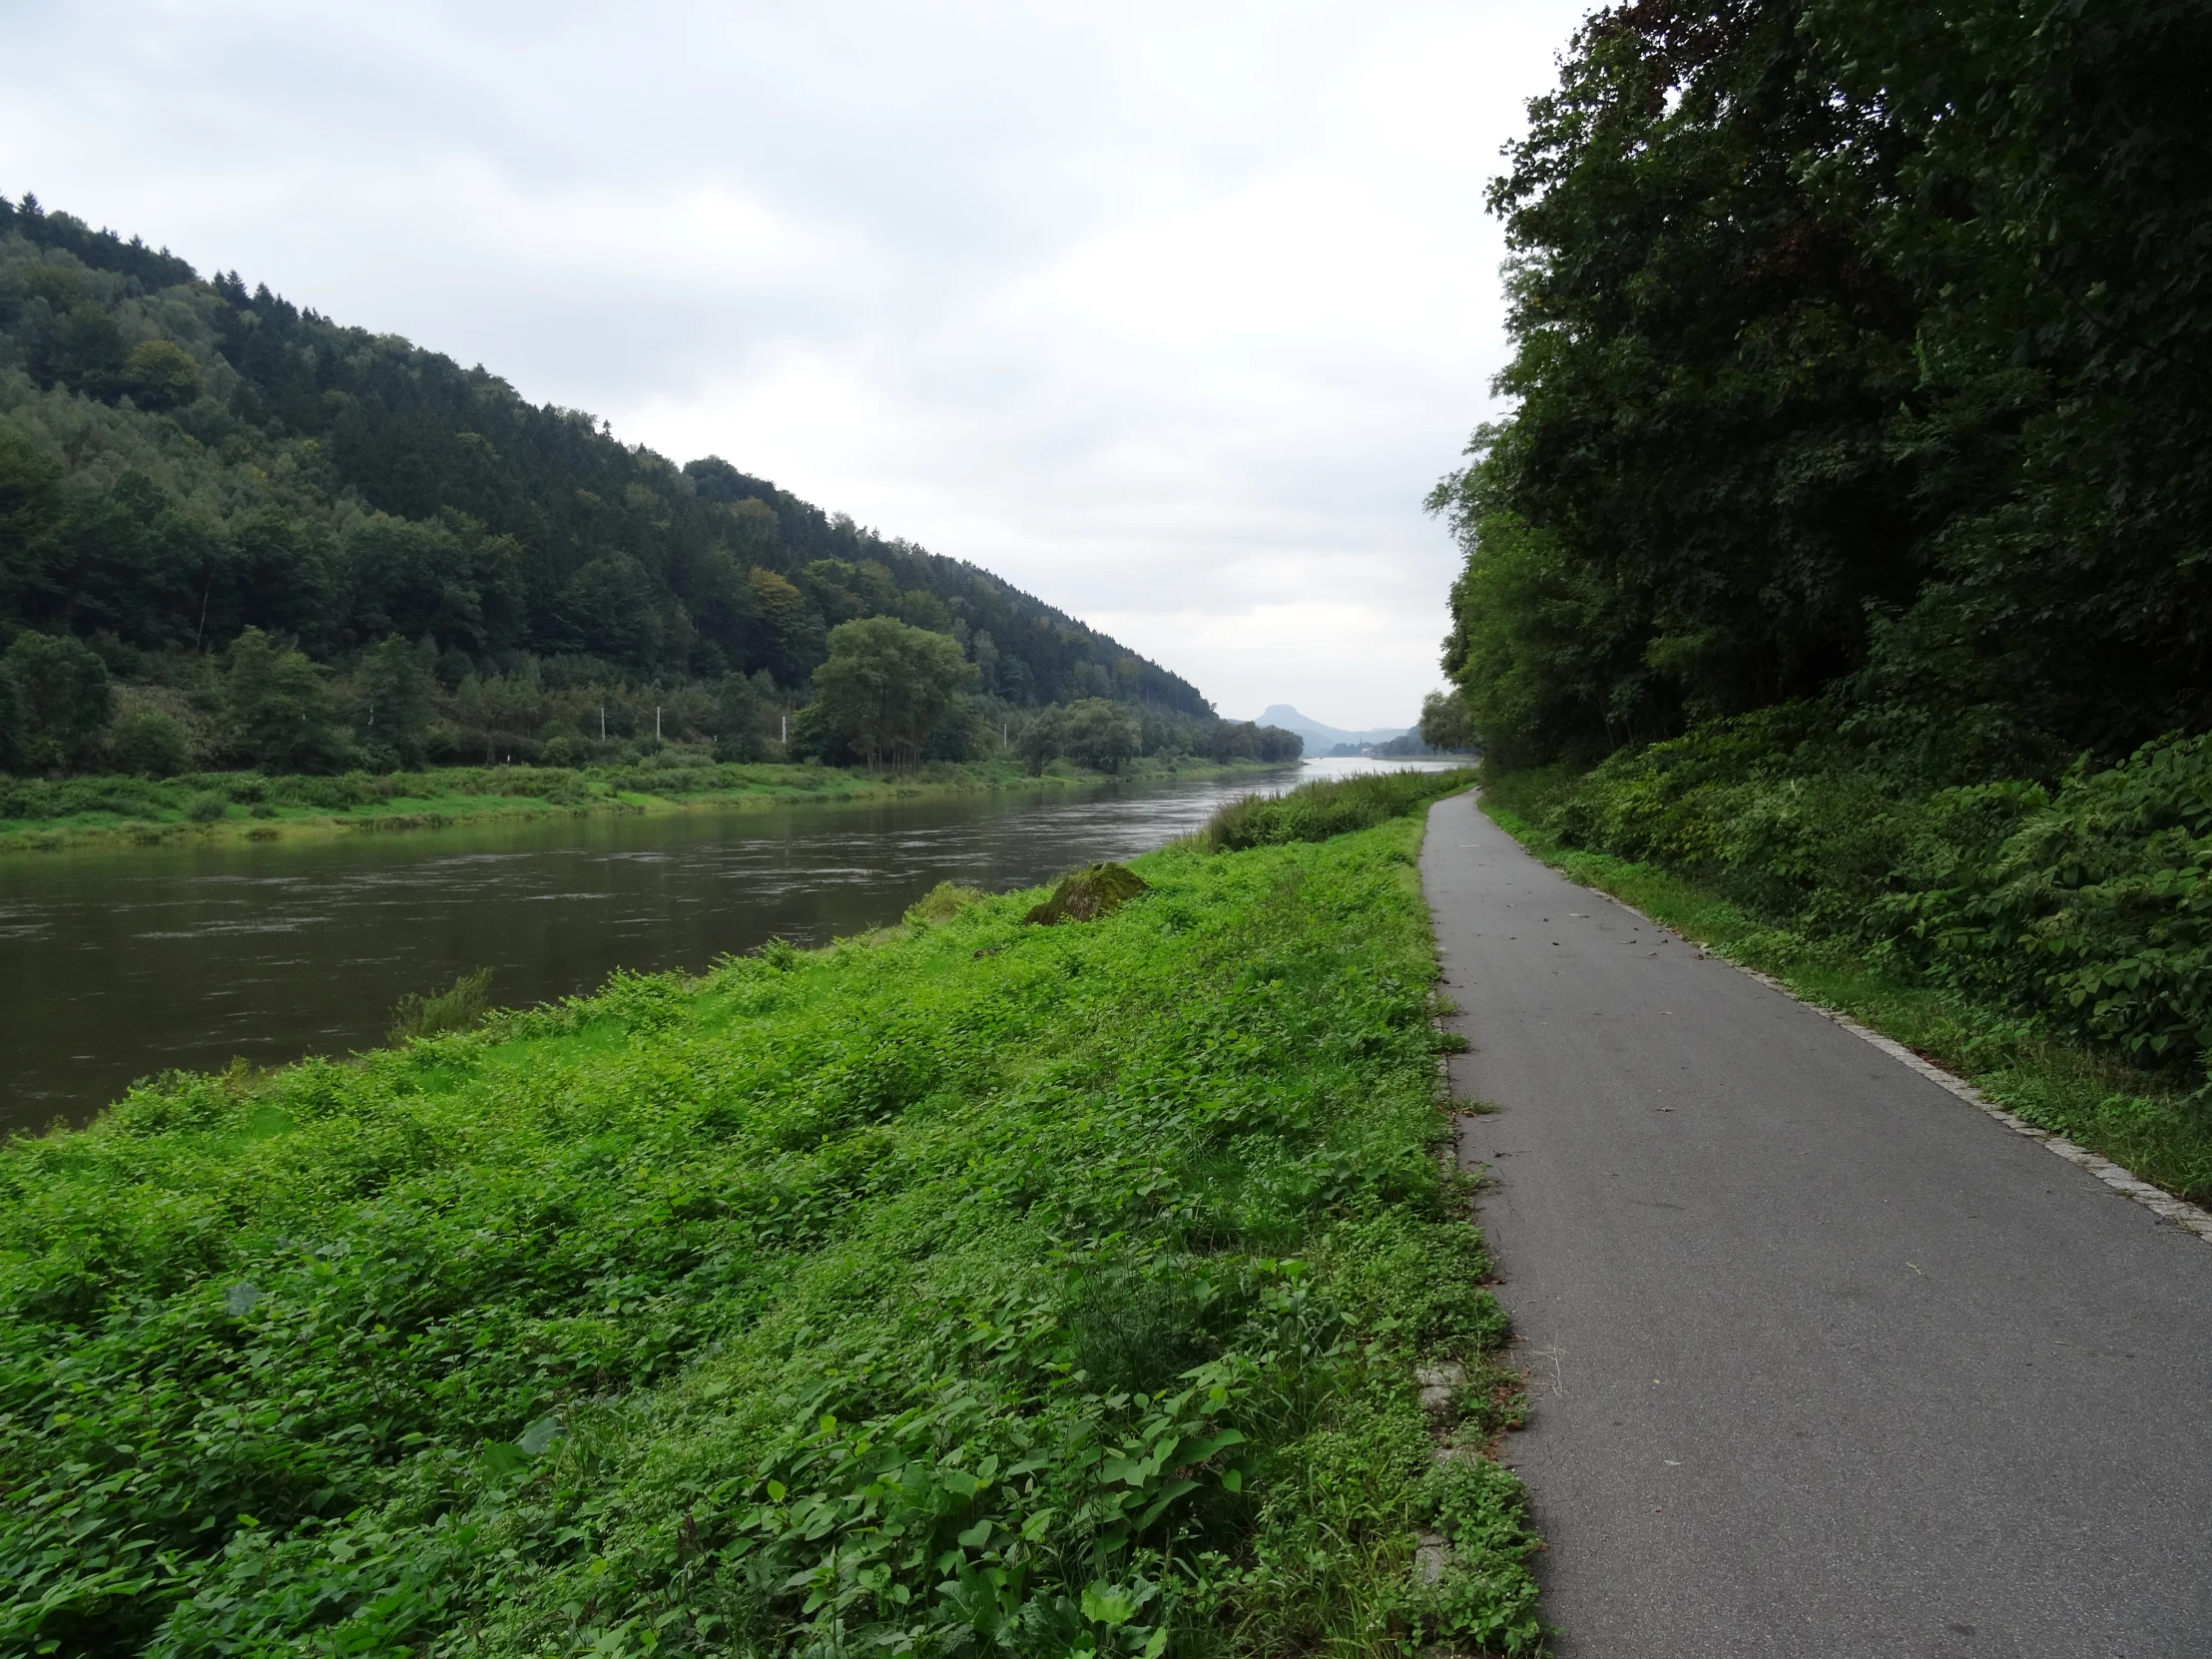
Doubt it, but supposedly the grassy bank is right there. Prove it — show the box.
[0,811,1540,1656]
[1479,768,2212,1207]
[0,756,1293,855]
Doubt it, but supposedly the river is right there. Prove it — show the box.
[0,758,1462,1132]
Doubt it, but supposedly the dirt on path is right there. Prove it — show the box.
[1422,792,2212,1657]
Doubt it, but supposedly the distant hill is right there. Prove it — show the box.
[0,194,1212,716]
[1247,705,1409,754]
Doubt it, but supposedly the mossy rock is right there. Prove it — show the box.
[1024,862,1149,925]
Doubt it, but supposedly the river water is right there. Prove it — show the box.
[0,758,1461,1132]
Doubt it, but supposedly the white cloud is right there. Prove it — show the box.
[1,0,1584,728]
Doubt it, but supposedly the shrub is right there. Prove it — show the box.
[185,793,227,824]
[107,711,194,779]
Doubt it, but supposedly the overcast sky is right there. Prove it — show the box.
[4,0,1585,729]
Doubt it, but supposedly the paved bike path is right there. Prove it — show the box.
[1421,793,2212,1657]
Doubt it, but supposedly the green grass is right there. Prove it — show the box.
[0,756,1294,852]
[0,817,1540,1657]
[1207,770,1481,852]
[1478,779,2212,1206]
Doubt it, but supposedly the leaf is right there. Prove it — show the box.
[1136,1477,1201,1529]
[517,1415,562,1456]
[1082,1583,1139,1627]
[224,1283,263,1317]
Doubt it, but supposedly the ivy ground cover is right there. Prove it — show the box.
[0,814,1539,1657]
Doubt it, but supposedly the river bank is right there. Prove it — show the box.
[0,792,1540,1657]
[0,754,1294,855]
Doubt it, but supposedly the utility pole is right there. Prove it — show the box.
[599,705,606,742]
[655,706,662,742]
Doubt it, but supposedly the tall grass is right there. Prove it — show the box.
[386,967,496,1045]
[1207,769,1478,851]
[0,818,1539,1657]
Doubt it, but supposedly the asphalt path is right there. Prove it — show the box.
[1421,792,2212,1658]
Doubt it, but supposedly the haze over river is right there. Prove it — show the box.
[0,759,1458,1133]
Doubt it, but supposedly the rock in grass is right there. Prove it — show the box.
[1023,862,1148,925]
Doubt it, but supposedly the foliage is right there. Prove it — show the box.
[0,191,1214,781]
[1433,0,2212,775]
[0,818,1536,1656]
[1208,723,1303,766]
[0,629,110,772]
[1415,692,1474,757]
[905,880,984,924]
[1520,717,2212,1080]
[807,616,978,770]
[386,967,496,1045]
[1395,1459,1543,1653]
[106,710,192,778]
[1208,770,1477,853]
[225,626,347,775]
[1019,699,1143,776]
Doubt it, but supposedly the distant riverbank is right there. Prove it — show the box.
[0,754,1295,854]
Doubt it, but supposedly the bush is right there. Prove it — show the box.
[107,711,194,779]
[185,793,227,824]
[1207,769,1478,851]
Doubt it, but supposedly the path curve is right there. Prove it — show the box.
[1422,793,2212,1657]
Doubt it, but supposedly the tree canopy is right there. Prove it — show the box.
[1434,0,2212,779]
[806,617,978,770]
[0,192,1212,731]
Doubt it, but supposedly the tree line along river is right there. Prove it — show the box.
[0,758,1458,1133]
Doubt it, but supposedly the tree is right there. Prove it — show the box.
[712,671,770,762]
[1054,699,1141,773]
[0,630,111,773]
[353,634,436,767]
[108,710,193,777]
[748,568,828,688]
[1418,689,1476,755]
[807,616,977,770]
[123,338,203,410]
[1207,721,1303,764]
[226,627,346,773]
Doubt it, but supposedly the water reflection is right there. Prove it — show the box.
[0,757,1463,1129]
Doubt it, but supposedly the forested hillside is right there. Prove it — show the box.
[0,193,1215,773]
[1435,0,2212,1162]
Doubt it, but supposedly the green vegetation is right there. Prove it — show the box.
[1480,762,2212,1206]
[386,968,495,1046]
[0,194,1289,794]
[1208,770,1478,853]
[0,811,1539,1656]
[0,753,1293,852]
[1429,0,2212,1180]
[1432,0,2210,775]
